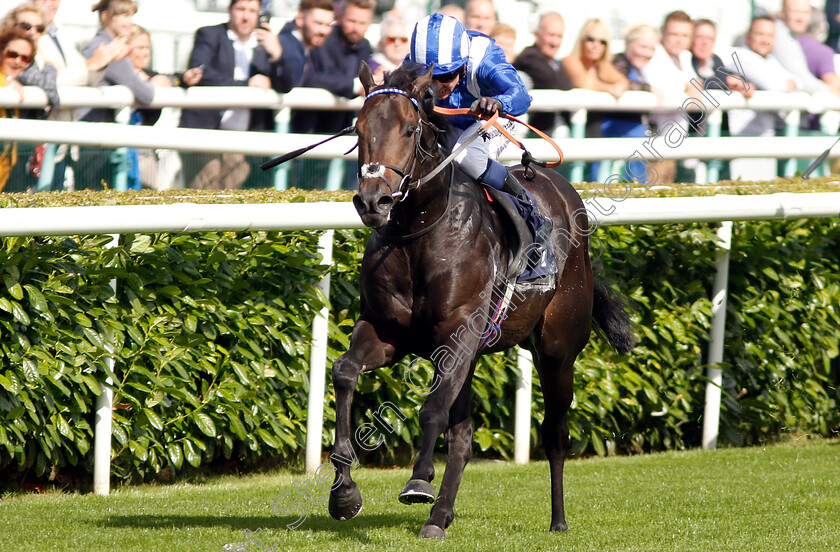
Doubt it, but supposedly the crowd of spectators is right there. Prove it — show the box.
[3,0,840,191]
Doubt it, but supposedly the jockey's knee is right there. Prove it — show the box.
[456,151,489,181]
[478,159,507,190]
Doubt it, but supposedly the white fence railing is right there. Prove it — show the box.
[1,193,838,492]
[2,85,838,188]
[5,85,840,115]
[2,117,838,162]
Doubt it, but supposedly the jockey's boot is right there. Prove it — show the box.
[480,159,532,204]
[479,161,554,273]
[480,159,551,228]
[500,170,530,202]
[500,169,553,270]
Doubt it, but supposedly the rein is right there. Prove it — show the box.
[432,106,565,170]
[360,87,563,242]
[360,90,515,199]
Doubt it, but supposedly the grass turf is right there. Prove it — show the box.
[1,437,837,551]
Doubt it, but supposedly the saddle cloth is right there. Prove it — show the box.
[483,185,558,283]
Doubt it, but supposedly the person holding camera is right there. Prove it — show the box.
[178,0,287,189]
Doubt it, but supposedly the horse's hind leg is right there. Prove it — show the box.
[329,319,397,521]
[535,354,575,532]
[418,367,475,539]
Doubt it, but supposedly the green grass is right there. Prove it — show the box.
[2,438,838,551]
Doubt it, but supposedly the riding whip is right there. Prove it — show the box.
[801,134,840,179]
[259,125,356,170]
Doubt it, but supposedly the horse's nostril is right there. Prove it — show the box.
[376,195,394,208]
[352,194,367,215]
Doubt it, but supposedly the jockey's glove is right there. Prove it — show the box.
[470,97,503,116]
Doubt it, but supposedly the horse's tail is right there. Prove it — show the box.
[591,278,637,355]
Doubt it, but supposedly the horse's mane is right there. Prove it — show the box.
[381,62,454,153]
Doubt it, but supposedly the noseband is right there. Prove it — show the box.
[359,88,440,201]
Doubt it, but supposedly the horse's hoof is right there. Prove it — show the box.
[398,479,435,505]
[549,521,569,532]
[328,484,363,521]
[418,523,446,539]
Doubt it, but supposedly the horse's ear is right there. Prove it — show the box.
[409,64,435,99]
[359,61,376,96]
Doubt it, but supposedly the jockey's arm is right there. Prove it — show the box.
[475,46,532,116]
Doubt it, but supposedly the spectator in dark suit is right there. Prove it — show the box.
[289,0,374,189]
[290,0,373,135]
[512,11,571,137]
[179,0,287,189]
[277,0,335,90]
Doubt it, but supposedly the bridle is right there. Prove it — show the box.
[358,87,446,202]
[359,87,460,241]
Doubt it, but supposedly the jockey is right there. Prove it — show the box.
[408,13,534,202]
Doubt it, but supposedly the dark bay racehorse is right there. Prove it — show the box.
[328,62,635,539]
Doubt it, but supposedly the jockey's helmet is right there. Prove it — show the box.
[408,13,470,76]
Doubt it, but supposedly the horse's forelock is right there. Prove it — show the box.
[382,62,425,92]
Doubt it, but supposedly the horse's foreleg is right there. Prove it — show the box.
[400,318,480,538]
[401,348,475,489]
[419,367,475,539]
[329,320,395,521]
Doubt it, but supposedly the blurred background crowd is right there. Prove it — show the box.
[0,0,837,191]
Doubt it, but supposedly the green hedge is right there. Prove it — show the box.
[1,214,838,485]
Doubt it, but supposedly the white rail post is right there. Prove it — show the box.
[817,111,840,178]
[273,108,291,190]
[569,109,587,183]
[305,230,334,474]
[93,234,119,495]
[702,221,733,450]
[514,348,533,464]
[704,109,723,183]
[35,143,58,192]
[326,159,345,191]
[112,107,132,191]
[783,110,802,177]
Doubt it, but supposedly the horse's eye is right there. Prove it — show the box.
[405,124,416,137]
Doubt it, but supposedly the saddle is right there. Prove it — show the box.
[483,181,558,283]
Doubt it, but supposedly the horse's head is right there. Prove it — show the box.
[352,61,440,228]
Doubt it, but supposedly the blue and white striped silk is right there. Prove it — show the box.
[410,13,469,75]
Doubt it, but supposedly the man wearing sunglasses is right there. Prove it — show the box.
[407,13,533,202]
[370,18,410,82]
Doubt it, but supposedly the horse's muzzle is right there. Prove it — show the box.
[353,192,395,228]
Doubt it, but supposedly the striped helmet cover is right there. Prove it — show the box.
[409,13,470,76]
